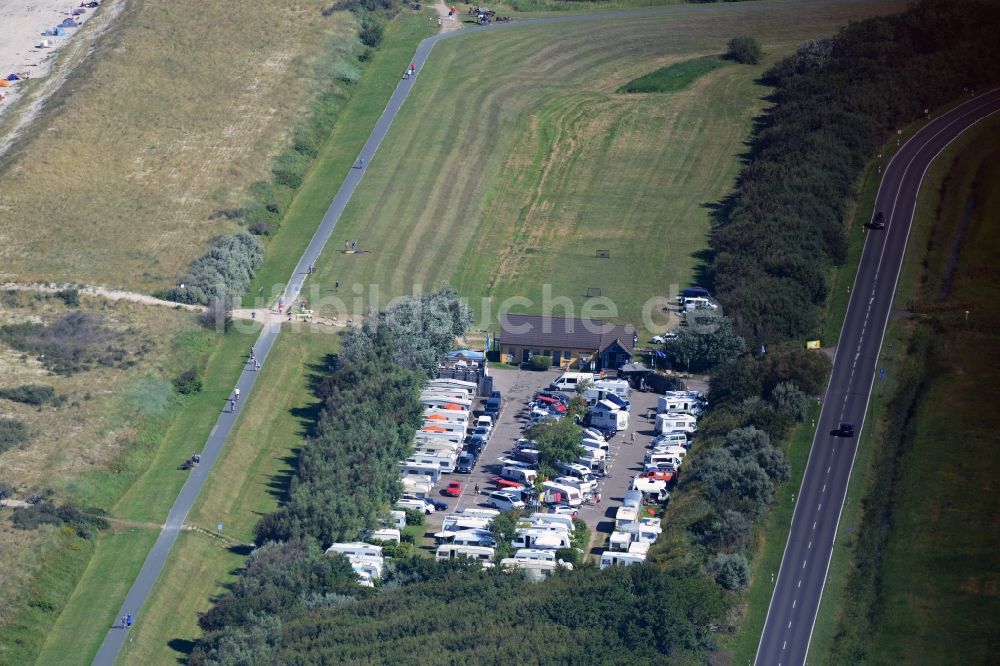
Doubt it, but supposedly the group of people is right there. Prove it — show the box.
[120,613,134,629]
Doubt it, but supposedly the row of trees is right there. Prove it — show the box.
[191,288,471,662]
[710,0,1000,344]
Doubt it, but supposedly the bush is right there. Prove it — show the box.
[0,384,55,405]
[166,232,264,306]
[55,289,80,307]
[0,312,139,375]
[359,21,384,48]
[173,368,203,395]
[770,381,809,421]
[528,354,552,371]
[726,36,762,64]
[0,481,14,501]
[709,552,750,590]
[0,418,32,454]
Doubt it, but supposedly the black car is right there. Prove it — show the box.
[870,211,886,229]
[837,422,855,437]
[425,497,449,511]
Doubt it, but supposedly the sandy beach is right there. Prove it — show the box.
[0,0,101,114]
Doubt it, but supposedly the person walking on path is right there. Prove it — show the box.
[255,360,261,371]
[121,615,127,629]
[474,483,480,495]
[125,614,133,628]
[249,346,256,361]
[234,387,240,402]
[230,399,236,413]
[630,431,636,446]
[335,280,340,291]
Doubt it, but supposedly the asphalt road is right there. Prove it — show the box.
[755,89,1000,666]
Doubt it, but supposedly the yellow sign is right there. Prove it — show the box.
[805,340,821,349]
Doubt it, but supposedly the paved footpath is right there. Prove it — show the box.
[91,5,706,663]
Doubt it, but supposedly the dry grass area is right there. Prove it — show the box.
[0,0,356,291]
[0,292,198,489]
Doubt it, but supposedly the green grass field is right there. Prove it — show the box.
[617,55,728,93]
[809,112,1000,664]
[115,324,342,664]
[301,0,906,333]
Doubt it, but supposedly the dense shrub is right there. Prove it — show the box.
[709,552,750,589]
[528,354,552,371]
[710,0,1000,344]
[358,20,384,48]
[0,312,141,375]
[0,384,55,405]
[664,313,746,372]
[55,289,80,307]
[10,501,108,538]
[165,232,264,306]
[0,417,32,454]
[173,368,203,395]
[726,36,762,64]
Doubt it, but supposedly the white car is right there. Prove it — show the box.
[548,505,578,518]
[487,491,526,511]
[651,332,678,344]
[396,498,433,515]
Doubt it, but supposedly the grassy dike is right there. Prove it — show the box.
[116,325,342,665]
[808,111,1000,663]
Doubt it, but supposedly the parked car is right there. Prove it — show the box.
[467,434,487,454]
[651,332,677,344]
[425,497,449,512]
[456,453,476,474]
[445,481,463,497]
[487,490,526,511]
[548,504,578,518]
[473,425,492,439]
[492,476,525,490]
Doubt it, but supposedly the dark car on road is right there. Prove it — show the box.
[837,422,855,437]
[456,452,476,473]
[870,211,886,229]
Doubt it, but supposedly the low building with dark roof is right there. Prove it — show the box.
[497,314,635,370]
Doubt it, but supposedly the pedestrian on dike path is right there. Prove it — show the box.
[230,399,236,413]
[249,346,256,361]
[121,615,127,629]
[255,360,261,371]
[234,387,240,402]
[630,431,636,445]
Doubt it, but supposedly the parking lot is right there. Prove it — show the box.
[425,366,666,556]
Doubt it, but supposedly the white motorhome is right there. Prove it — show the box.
[615,504,640,529]
[645,452,682,469]
[592,379,630,400]
[400,475,433,498]
[415,429,464,446]
[542,481,583,507]
[650,432,689,448]
[631,477,669,503]
[513,548,557,563]
[555,462,594,481]
[580,437,610,453]
[623,490,643,508]
[427,378,477,396]
[349,555,385,583]
[549,372,594,392]
[413,442,460,457]
[655,412,698,435]
[405,454,456,474]
[326,542,383,559]
[527,513,575,533]
[455,507,500,520]
[389,510,407,530]
[589,404,629,432]
[435,544,495,563]
[552,476,596,497]
[620,520,662,545]
[500,465,537,485]
[450,529,497,547]
[657,395,703,416]
[424,408,471,425]
[398,462,442,485]
[421,420,467,435]
[420,395,473,411]
[600,551,646,569]
[499,557,563,581]
[365,528,401,544]
[421,385,472,399]
[513,528,572,550]
[438,516,492,537]
[609,531,633,552]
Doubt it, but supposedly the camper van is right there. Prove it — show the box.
[450,529,497,548]
[427,379,477,396]
[615,504,640,529]
[631,477,669,503]
[435,544,495,563]
[655,412,697,435]
[365,528,401,544]
[580,437,610,453]
[326,542,383,559]
[650,432,689,448]
[555,461,594,481]
[513,548,557,563]
[389,510,407,530]
[656,395,703,416]
[620,519,662,545]
[527,513,576,533]
[500,465,537,486]
[542,481,583,507]
[398,461,442,485]
[592,379,630,400]
[395,497,433,514]
[552,476,596,498]
[582,388,630,412]
[455,507,500,520]
[600,551,646,569]
[415,430,464,446]
[549,372,593,392]
[400,475,433,498]
[424,408,471,426]
[512,528,572,550]
[590,408,628,432]
[421,420,467,435]
[441,515,492,534]
[420,395,473,411]
[413,441,460,457]
[644,452,682,469]
[405,454,456,474]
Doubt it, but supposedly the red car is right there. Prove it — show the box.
[445,481,463,497]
